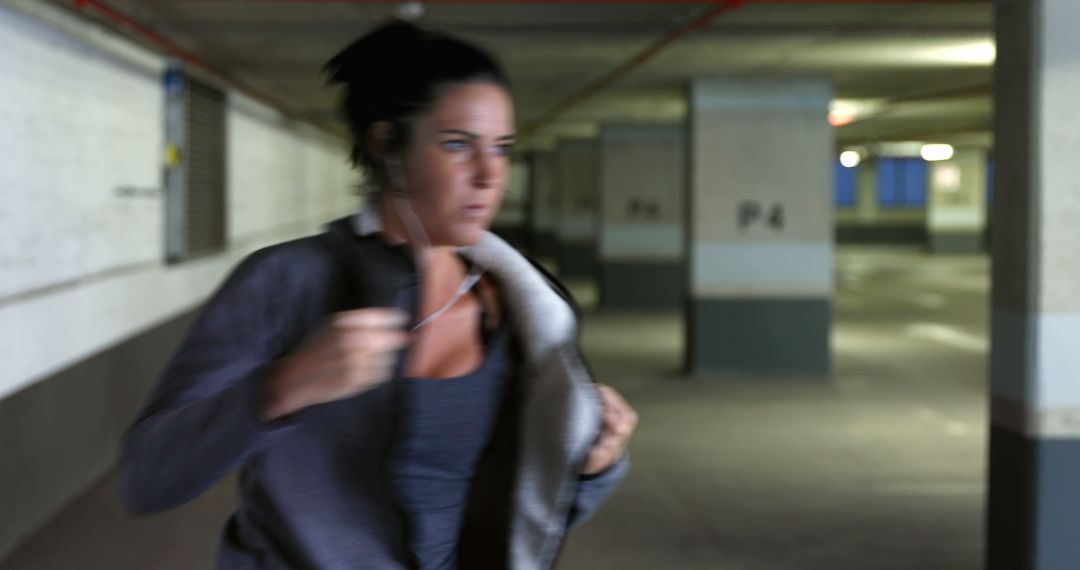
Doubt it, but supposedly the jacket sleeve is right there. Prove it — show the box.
[119,250,299,515]
[567,452,629,529]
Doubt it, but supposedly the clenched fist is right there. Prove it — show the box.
[259,308,409,422]
[581,384,638,476]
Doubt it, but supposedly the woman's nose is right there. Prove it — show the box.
[472,151,497,188]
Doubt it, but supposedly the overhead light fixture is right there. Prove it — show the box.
[828,99,887,127]
[829,109,855,127]
[921,144,955,162]
[934,40,997,65]
[397,1,425,20]
[839,150,862,168]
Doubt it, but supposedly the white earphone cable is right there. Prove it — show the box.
[386,158,489,333]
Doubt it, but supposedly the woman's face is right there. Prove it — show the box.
[398,80,515,247]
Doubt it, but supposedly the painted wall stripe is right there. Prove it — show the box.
[0,227,314,401]
[690,242,833,295]
[992,397,1080,438]
[599,223,683,260]
[992,309,1080,407]
[558,213,597,241]
[692,79,833,112]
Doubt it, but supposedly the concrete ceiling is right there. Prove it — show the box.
[60,1,994,151]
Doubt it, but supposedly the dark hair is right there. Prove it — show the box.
[324,20,511,180]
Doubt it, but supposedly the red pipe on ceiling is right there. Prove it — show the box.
[522,0,746,136]
[108,0,986,4]
[71,0,305,124]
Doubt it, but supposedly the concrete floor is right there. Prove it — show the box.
[0,247,989,569]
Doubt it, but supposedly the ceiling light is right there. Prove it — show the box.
[921,144,955,162]
[840,150,861,168]
[935,40,996,65]
[829,109,855,127]
[828,99,887,127]
[397,2,425,20]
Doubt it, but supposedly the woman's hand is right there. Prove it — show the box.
[258,308,410,422]
[581,384,638,476]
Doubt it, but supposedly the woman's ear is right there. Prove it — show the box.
[368,121,409,196]
[366,120,397,161]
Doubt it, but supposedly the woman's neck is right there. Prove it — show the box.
[376,196,461,275]
[374,196,409,245]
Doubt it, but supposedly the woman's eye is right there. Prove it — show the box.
[441,140,470,152]
[493,144,514,157]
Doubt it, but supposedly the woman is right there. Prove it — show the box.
[120,20,636,570]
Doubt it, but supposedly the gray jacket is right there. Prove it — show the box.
[119,214,628,569]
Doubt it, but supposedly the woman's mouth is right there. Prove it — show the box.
[463,204,489,217]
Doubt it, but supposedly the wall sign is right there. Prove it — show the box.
[738,201,785,231]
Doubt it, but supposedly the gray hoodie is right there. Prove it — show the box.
[119,213,628,569]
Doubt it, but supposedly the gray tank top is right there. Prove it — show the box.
[390,313,512,570]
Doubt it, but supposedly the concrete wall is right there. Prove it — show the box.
[834,159,927,246]
[0,2,355,559]
[527,151,560,258]
[555,138,599,278]
[491,159,529,249]
[835,209,927,245]
[926,149,988,253]
[833,154,992,249]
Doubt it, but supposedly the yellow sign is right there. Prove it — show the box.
[164,144,181,168]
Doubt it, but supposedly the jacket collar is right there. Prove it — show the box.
[351,201,385,238]
[344,206,577,363]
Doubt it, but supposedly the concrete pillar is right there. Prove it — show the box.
[838,158,882,244]
[855,159,879,225]
[686,77,833,377]
[988,1,1080,568]
[597,124,685,310]
[926,149,988,254]
[554,138,599,279]
[526,151,559,259]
